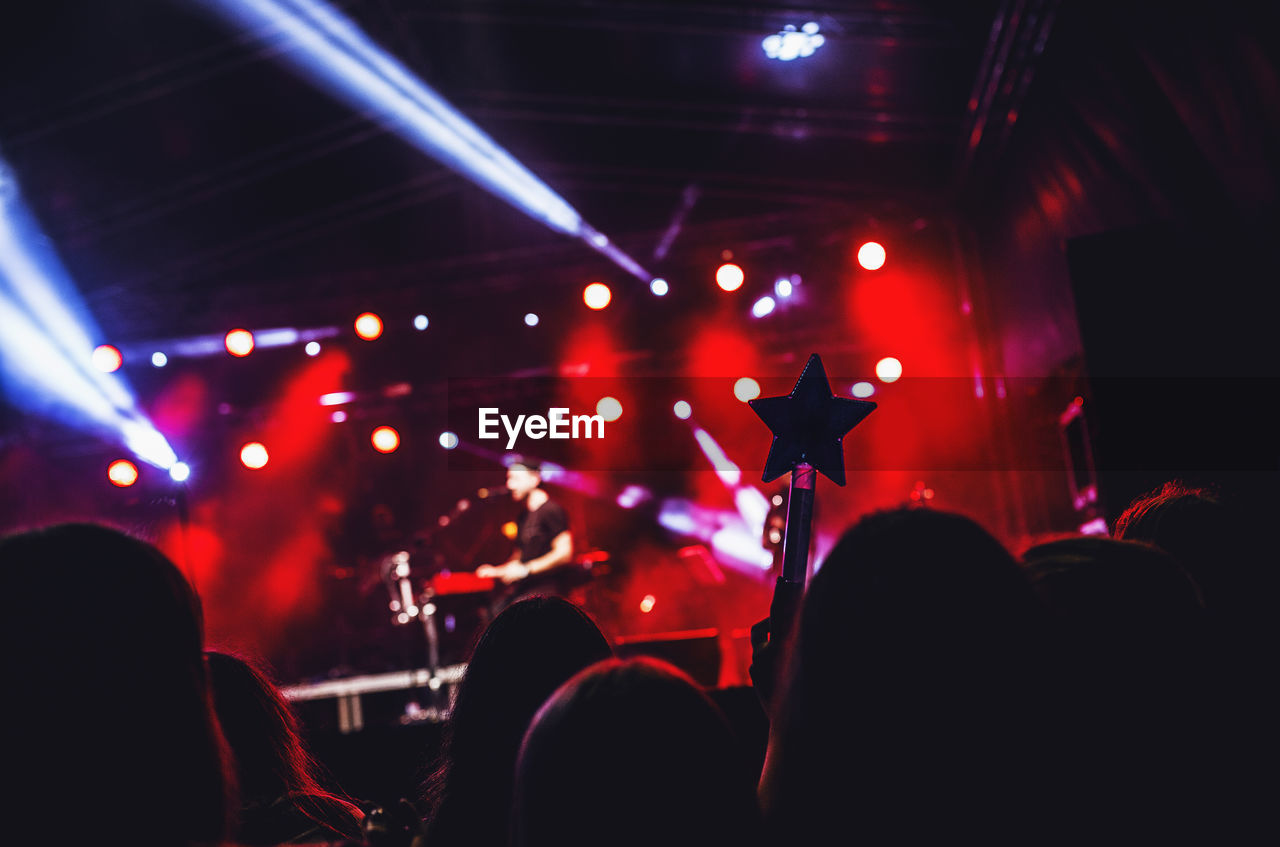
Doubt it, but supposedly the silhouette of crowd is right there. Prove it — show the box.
[0,479,1269,845]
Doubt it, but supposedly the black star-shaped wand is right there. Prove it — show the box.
[748,354,876,657]
[749,354,876,487]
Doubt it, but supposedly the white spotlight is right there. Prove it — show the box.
[439,431,459,449]
[524,313,539,327]
[752,296,777,318]
[169,461,191,483]
[763,23,825,61]
[151,352,168,367]
[414,314,429,330]
[650,278,669,296]
[304,341,321,356]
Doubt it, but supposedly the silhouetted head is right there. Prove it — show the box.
[1022,535,1205,657]
[0,523,232,846]
[763,508,1047,840]
[1114,481,1239,608]
[423,596,612,847]
[514,657,761,847]
[206,650,363,844]
[799,507,1042,689]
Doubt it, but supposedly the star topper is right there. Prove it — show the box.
[748,354,876,485]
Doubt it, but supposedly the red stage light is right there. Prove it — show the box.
[107,459,138,487]
[240,442,269,469]
[354,312,383,340]
[857,241,886,270]
[583,282,612,310]
[716,263,745,291]
[371,425,400,453]
[92,344,123,373]
[639,594,656,613]
[225,329,255,357]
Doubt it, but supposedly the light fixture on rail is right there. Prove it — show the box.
[371,425,400,453]
[201,0,653,285]
[857,241,886,271]
[354,312,383,341]
[875,356,903,383]
[107,459,139,487]
[92,345,123,373]
[240,442,270,470]
[716,263,745,292]
[583,282,612,311]
[763,22,825,62]
[751,296,776,318]
[225,329,255,357]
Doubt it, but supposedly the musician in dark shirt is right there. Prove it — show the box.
[476,459,573,584]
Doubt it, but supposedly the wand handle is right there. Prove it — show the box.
[781,463,815,585]
[764,463,815,657]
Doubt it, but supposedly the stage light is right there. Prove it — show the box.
[199,0,652,284]
[775,277,793,298]
[331,410,347,423]
[649,277,668,296]
[439,431,458,449]
[692,426,741,487]
[354,312,383,340]
[169,461,191,483]
[851,381,876,398]
[524,312,539,327]
[596,396,623,422]
[673,400,692,420]
[240,442,269,470]
[716,263,744,292]
[857,241,886,270]
[413,314,429,330]
[875,356,902,383]
[107,459,138,487]
[151,351,168,367]
[304,341,321,356]
[318,391,356,406]
[763,23,825,61]
[1,156,178,472]
[92,344,122,373]
[752,296,776,318]
[733,377,761,402]
[225,329,255,357]
[617,485,651,509]
[583,282,612,310]
[371,425,400,453]
[639,594,656,614]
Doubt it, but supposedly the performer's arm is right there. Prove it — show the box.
[477,532,572,583]
[522,530,573,576]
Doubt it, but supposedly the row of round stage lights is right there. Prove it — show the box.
[90,311,431,373]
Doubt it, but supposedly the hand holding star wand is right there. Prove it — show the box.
[747,354,876,708]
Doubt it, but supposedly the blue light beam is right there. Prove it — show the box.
[202,0,652,281]
[0,157,178,469]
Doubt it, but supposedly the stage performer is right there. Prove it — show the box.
[476,458,573,588]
